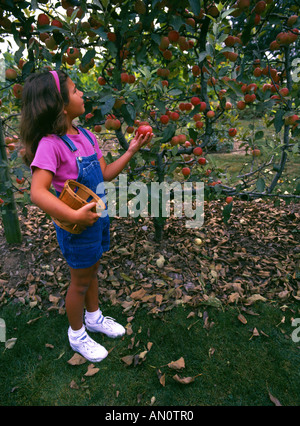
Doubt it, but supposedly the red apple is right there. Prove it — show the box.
[37,13,50,27]
[228,128,237,137]
[168,30,179,42]
[197,157,206,165]
[67,47,80,59]
[98,76,106,85]
[191,97,201,106]
[193,147,203,156]
[121,73,129,83]
[5,68,17,80]
[182,167,191,176]
[94,125,102,132]
[137,125,153,136]
[252,148,261,157]
[160,115,169,124]
[170,112,180,121]
[237,101,246,110]
[13,84,23,99]
[206,110,215,118]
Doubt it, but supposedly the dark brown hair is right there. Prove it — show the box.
[20,70,70,166]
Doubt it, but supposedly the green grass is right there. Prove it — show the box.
[1,301,299,406]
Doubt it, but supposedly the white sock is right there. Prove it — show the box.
[85,308,102,322]
[69,324,86,339]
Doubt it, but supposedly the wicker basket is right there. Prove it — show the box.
[52,179,106,234]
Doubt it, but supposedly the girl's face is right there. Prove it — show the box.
[64,77,85,121]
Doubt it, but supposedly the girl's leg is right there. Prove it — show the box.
[66,261,99,331]
[84,261,100,313]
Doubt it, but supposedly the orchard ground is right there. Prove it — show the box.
[0,186,299,405]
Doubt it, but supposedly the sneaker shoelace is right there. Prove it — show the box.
[79,333,99,352]
[100,316,118,330]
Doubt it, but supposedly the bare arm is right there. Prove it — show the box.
[31,168,99,227]
[100,131,153,181]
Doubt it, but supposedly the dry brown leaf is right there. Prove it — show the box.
[84,364,100,377]
[246,294,267,305]
[67,353,87,365]
[238,314,247,324]
[70,380,79,389]
[208,347,215,358]
[172,373,201,384]
[147,342,153,351]
[157,369,166,387]
[268,390,282,406]
[130,288,146,300]
[250,327,260,340]
[167,357,185,370]
[121,355,134,366]
[138,350,148,361]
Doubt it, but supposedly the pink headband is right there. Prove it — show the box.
[49,70,61,93]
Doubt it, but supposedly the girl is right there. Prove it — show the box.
[20,70,153,362]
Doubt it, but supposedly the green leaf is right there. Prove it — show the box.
[81,49,96,67]
[121,103,136,126]
[161,123,176,143]
[256,177,266,192]
[222,202,232,224]
[255,131,264,140]
[100,96,115,116]
[274,110,285,133]
[188,0,201,16]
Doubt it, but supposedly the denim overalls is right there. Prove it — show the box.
[53,127,110,269]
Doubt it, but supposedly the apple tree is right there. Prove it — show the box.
[0,0,299,241]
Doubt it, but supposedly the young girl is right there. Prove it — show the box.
[20,70,153,363]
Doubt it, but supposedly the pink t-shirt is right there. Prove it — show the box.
[31,128,103,192]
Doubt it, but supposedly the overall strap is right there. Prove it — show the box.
[59,127,95,152]
[59,134,78,152]
[77,126,95,146]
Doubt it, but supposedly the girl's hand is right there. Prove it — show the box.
[128,131,153,155]
[73,202,99,227]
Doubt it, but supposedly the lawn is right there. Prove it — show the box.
[0,301,299,406]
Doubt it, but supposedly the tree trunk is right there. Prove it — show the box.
[0,118,22,244]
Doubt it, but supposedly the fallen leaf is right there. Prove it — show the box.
[147,342,153,351]
[250,327,260,340]
[172,373,201,384]
[156,369,166,387]
[121,355,134,366]
[156,255,165,268]
[84,364,100,377]
[268,389,282,406]
[252,327,260,336]
[138,350,148,361]
[167,357,185,370]
[246,294,267,305]
[238,314,247,324]
[67,353,87,365]
[130,288,146,300]
[5,338,17,350]
[70,380,79,389]
[209,347,215,358]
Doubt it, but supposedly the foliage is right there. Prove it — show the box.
[0,0,299,239]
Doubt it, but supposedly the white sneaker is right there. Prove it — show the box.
[85,311,126,338]
[68,327,108,363]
